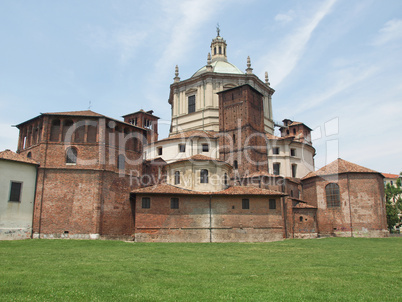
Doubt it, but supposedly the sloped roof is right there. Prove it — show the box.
[132,184,285,196]
[43,110,104,117]
[243,171,283,178]
[302,158,380,180]
[280,121,313,131]
[169,154,228,165]
[16,110,145,131]
[293,203,317,209]
[382,173,400,179]
[0,149,39,165]
[213,186,285,196]
[160,130,218,142]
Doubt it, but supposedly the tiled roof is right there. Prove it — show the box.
[293,203,317,209]
[281,121,313,131]
[132,184,202,195]
[266,133,284,140]
[17,110,145,131]
[132,184,285,196]
[43,110,104,117]
[244,171,283,178]
[0,149,39,165]
[382,173,400,179]
[159,130,218,142]
[213,186,285,196]
[302,158,379,180]
[288,197,307,203]
[122,109,160,119]
[168,154,230,166]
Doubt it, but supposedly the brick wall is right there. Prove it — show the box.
[302,173,388,237]
[133,194,284,242]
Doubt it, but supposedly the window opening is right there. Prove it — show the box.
[142,197,151,209]
[9,182,22,202]
[171,198,179,209]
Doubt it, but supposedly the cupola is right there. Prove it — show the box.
[210,25,227,62]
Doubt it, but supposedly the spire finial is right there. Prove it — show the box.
[265,71,270,86]
[246,56,253,74]
[174,65,180,83]
[216,23,220,37]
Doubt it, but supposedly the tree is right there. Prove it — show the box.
[385,173,402,231]
[386,200,399,231]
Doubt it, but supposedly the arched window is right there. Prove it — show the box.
[50,119,61,142]
[233,134,236,144]
[174,171,180,185]
[117,154,125,170]
[66,147,77,164]
[224,173,228,186]
[219,46,222,54]
[214,47,216,55]
[27,152,32,159]
[326,183,340,207]
[200,169,209,183]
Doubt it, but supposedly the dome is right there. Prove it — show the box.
[192,60,244,78]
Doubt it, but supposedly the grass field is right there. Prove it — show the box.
[0,238,401,301]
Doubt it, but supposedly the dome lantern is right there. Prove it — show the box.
[210,25,227,62]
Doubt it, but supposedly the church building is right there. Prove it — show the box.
[5,30,388,241]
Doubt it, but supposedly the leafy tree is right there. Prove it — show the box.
[384,173,402,231]
[386,201,399,231]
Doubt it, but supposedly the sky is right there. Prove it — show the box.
[0,0,401,174]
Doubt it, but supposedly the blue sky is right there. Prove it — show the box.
[1,0,401,174]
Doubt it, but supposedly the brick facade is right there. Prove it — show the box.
[302,172,388,237]
[16,111,145,239]
[132,192,284,242]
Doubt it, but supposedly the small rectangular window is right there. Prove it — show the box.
[188,95,196,113]
[9,182,22,202]
[200,169,209,183]
[171,198,179,209]
[290,149,296,157]
[202,144,209,152]
[174,171,180,185]
[179,144,185,152]
[273,147,280,155]
[242,199,249,209]
[157,147,162,156]
[269,199,276,209]
[273,163,280,175]
[292,164,297,178]
[142,197,150,209]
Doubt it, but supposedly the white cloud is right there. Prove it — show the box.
[156,0,227,73]
[373,18,402,46]
[289,63,378,116]
[258,0,337,87]
[274,10,295,24]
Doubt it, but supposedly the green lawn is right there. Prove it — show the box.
[0,238,401,301]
